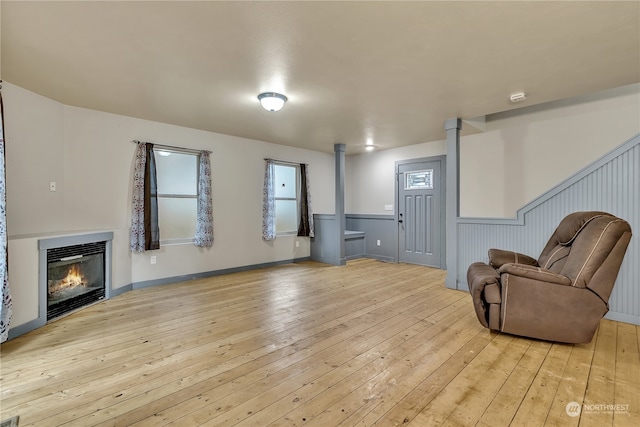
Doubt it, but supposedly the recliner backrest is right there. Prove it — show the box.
[538,212,632,294]
[538,211,610,274]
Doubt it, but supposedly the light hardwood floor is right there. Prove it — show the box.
[1,259,638,426]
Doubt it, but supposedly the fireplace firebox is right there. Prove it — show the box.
[39,232,113,323]
[47,242,106,320]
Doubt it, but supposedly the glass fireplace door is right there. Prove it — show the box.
[47,242,106,320]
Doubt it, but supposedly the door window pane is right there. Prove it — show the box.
[405,169,434,190]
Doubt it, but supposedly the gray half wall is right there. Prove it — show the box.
[346,214,396,262]
[311,214,397,264]
[310,214,340,265]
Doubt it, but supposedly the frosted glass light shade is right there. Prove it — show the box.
[258,92,288,112]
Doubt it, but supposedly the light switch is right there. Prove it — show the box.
[384,204,393,211]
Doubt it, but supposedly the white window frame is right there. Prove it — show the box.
[153,147,201,245]
[273,162,300,236]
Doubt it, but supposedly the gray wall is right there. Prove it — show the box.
[311,214,396,264]
[346,214,396,262]
[310,214,340,265]
[453,134,639,325]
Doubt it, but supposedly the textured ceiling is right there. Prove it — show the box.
[2,1,639,154]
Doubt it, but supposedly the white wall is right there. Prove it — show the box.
[347,83,640,218]
[4,82,334,329]
[460,83,640,217]
[346,140,447,215]
[5,83,66,233]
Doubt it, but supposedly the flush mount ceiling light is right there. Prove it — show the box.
[258,92,288,112]
[365,137,376,152]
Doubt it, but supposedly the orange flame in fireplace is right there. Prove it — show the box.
[63,264,86,288]
[49,264,87,296]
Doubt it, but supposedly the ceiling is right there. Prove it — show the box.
[2,1,639,154]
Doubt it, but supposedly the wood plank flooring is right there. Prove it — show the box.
[1,259,638,426]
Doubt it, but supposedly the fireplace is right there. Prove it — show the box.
[47,242,106,320]
[39,232,113,322]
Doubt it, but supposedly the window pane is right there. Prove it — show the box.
[155,152,197,195]
[405,169,434,190]
[274,164,297,198]
[158,197,197,240]
[275,199,298,233]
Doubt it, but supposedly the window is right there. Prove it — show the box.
[154,149,199,243]
[405,169,434,190]
[274,163,299,234]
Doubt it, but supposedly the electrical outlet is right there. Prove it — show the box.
[384,204,393,211]
[150,256,157,264]
[295,241,300,248]
[377,240,381,246]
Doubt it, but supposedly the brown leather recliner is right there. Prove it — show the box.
[467,211,632,343]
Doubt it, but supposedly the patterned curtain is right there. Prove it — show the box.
[130,143,147,252]
[0,89,12,343]
[262,159,276,241]
[297,163,314,237]
[194,150,213,247]
[130,142,160,252]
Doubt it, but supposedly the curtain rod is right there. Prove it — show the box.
[264,158,307,167]
[132,140,207,155]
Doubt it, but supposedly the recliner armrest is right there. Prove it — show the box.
[498,263,572,286]
[467,262,501,328]
[488,249,538,269]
